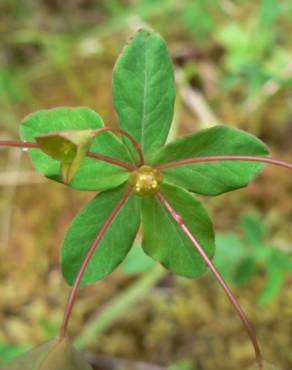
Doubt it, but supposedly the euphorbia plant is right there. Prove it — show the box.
[0,29,291,370]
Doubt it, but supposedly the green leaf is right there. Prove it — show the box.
[112,29,175,158]
[0,343,30,363]
[259,0,281,26]
[142,183,215,278]
[151,126,269,196]
[170,359,193,370]
[256,248,289,305]
[269,249,292,271]
[121,243,155,275]
[241,214,266,245]
[214,232,247,283]
[0,338,92,370]
[61,185,140,286]
[36,129,96,183]
[258,260,284,305]
[233,257,257,285]
[20,107,133,191]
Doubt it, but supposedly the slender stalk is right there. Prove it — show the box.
[0,139,136,171]
[94,127,145,166]
[59,188,132,340]
[86,151,136,171]
[156,191,264,370]
[156,155,292,171]
[0,140,38,149]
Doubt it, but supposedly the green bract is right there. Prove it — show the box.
[36,129,96,184]
[21,29,269,287]
[0,339,92,370]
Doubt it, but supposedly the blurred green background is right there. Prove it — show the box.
[1,1,292,369]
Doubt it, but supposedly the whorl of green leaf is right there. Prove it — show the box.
[17,30,273,286]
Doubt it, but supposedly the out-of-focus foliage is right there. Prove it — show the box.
[0,343,30,364]
[169,359,193,370]
[1,0,292,137]
[0,339,93,370]
[215,214,292,305]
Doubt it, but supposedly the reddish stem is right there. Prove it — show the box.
[94,127,145,166]
[0,139,136,171]
[86,151,136,171]
[156,155,292,171]
[59,188,132,340]
[0,140,38,149]
[156,191,264,370]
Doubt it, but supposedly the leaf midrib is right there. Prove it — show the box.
[140,37,149,151]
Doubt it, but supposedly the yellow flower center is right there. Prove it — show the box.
[129,165,163,196]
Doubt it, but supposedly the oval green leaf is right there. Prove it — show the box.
[142,183,215,278]
[151,126,269,196]
[113,29,176,158]
[61,185,140,286]
[20,107,133,191]
[0,338,92,370]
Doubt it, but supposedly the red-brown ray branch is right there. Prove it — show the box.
[59,188,132,340]
[156,191,264,370]
[0,140,39,149]
[156,155,292,171]
[0,139,136,171]
[86,151,136,170]
[94,127,145,166]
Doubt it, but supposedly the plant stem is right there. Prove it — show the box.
[87,152,136,170]
[94,127,145,166]
[0,139,136,171]
[0,140,38,149]
[156,191,264,370]
[156,155,292,171]
[59,188,132,340]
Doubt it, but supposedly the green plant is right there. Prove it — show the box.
[215,214,292,305]
[1,28,292,370]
